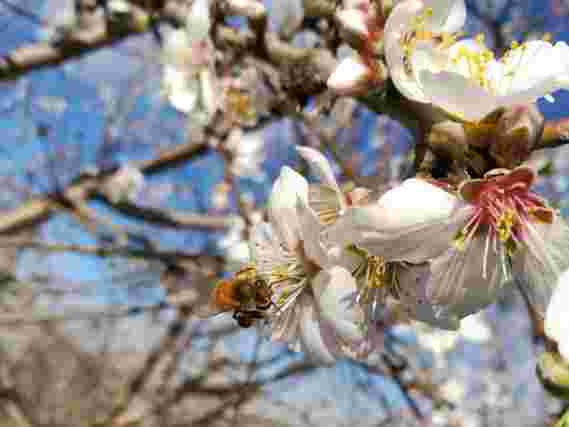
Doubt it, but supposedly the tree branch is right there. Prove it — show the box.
[0,140,209,235]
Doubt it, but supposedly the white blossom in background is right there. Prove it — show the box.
[35,96,68,116]
[186,0,211,41]
[161,0,218,124]
[459,313,492,343]
[217,217,251,269]
[545,269,569,363]
[37,0,76,41]
[225,128,267,182]
[102,165,145,204]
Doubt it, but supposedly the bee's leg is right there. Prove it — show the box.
[249,310,265,320]
[232,311,252,328]
[257,301,272,310]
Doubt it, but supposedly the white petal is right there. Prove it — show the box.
[296,147,341,193]
[427,234,508,319]
[497,41,569,96]
[250,222,298,277]
[311,267,364,344]
[395,263,460,330]
[513,216,569,314]
[419,70,498,121]
[186,0,211,42]
[410,40,450,75]
[559,329,569,363]
[384,0,429,102]
[268,167,308,251]
[554,41,569,84]
[296,146,345,209]
[423,0,466,33]
[296,196,330,268]
[271,298,301,343]
[298,293,336,364]
[323,179,469,263]
[545,269,569,343]
[327,56,370,96]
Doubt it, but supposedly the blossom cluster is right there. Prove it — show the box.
[238,146,569,363]
[167,0,569,364]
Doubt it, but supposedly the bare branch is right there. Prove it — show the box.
[0,140,209,235]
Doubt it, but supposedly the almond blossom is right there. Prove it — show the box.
[430,167,569,318]
[295,149,451,332]
[322,177,467,328]
[161,0,218,124]
[252,165,367,363]
[545,269,569,363]
[384,0,466,103]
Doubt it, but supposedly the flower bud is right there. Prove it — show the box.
[490,104,544,169]
[427,120,467,163]
[102,165,144,204]
[327,56,371,96]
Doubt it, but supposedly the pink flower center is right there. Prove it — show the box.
[456,172,553,254]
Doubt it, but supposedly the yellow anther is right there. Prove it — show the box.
[453,229,467,251]
[496,209,517,243]
[543,32,553,42]
[366,256,387,289]
[475,33,485,45]
[424,7,433,17]
[510,40,520,49]
[277,288,291,306]
[482,50,495,61]
[415,30,433,40]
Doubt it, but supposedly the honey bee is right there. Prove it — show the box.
[198,267,273,328]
